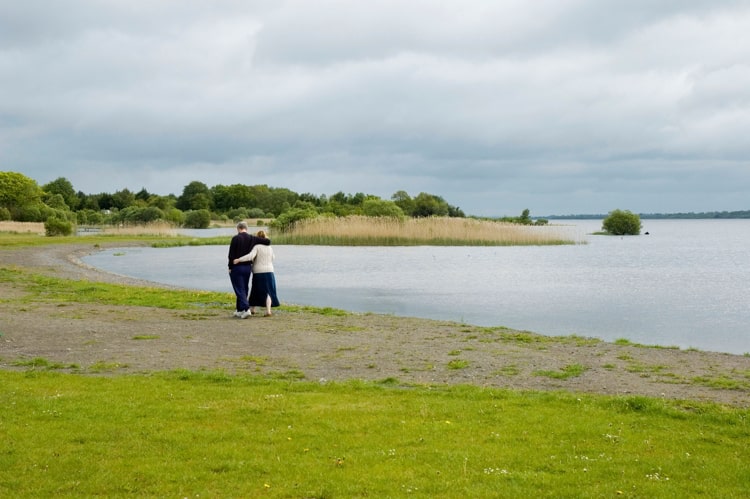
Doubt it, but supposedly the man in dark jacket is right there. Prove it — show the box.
[228,221,270,318]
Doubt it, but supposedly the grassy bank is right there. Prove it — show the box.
[2,371,749,498]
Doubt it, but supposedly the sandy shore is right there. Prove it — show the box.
[1,242,749,407]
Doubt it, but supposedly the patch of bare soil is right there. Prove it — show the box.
[1,243,748,407]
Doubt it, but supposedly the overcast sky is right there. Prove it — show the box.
[2,1,749,216]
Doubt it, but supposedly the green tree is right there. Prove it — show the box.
[323,200,357,217]
[247,184,272,212]
[135,188,151,202]
[111,189,136,210]
[362,199,405,218]
[44,193,69,210]
[227,207,250,221]
[267,187,299,217]
[298,192,325,207]
[77,192,101,210]
[77,209,105,225]
[114,206,165,224]
[247,207,267,218]
[177,181,213,211]
[519,209,531,224]
[43,177,79,210]
[602,209,641,235]
[447,204,465,218]
[349,192,366,206]
[412,192,449,217]
[0,171,44,219]
[391,190,415,216]
[95,193,116,210]
[147,194,176,211]
[212,184,253,211]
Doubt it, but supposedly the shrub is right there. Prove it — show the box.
[164,208,185,226]
[362,199,405,219]
[16,205,44,222]
[77,209,106,225]
[227,208,249,221]
[44,216,73,236]
[184,209,211,229]
[115,206,165,224]
[602,209,641,235]
[269,207,319,232]
[247,207,266,218]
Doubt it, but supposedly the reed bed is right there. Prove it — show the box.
[0,221,182,237]
[97,221,178,236]
[0,221,45,234]
[273,216,580,246]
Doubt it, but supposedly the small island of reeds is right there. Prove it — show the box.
[270,216,580,246]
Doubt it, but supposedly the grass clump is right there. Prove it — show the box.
[1,371,748,498]
[282,304,349,316]
[447,359,470,370]
[534,363,588,380]
[11,357,77,371]
[615,338,681,350]
[691,375,750,391]
[493,365,521,376]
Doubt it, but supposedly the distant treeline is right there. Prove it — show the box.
[546,210,750,220]
[0,171,469,232]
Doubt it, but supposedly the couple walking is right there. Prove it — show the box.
[227,221,280,318]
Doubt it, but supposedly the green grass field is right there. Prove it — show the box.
[1,371,748,498]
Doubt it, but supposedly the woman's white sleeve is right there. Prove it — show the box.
[236,247,257,263]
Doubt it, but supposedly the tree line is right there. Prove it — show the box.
[0,171,468,234]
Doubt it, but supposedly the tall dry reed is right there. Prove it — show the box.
[275,216,579,246]
[96,221,179,236]
[0,221,45,234]
[0,220,181,237]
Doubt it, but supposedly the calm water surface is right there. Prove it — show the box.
[83,220,750,354]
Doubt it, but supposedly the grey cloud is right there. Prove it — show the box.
[2,1,749,216]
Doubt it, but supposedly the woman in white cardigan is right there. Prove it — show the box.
[233,230,280,316]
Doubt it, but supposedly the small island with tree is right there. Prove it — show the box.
[600,209,642,236]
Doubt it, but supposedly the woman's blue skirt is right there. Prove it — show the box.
[249,272,280,307]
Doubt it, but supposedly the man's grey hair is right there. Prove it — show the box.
[236,221,248,230]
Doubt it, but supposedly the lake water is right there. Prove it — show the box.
[82,220,750,355]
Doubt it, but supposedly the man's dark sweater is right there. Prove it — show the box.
[228,232,270,269]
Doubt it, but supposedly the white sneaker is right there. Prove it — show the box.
[240,310,251,319]
[232,311,242,317]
